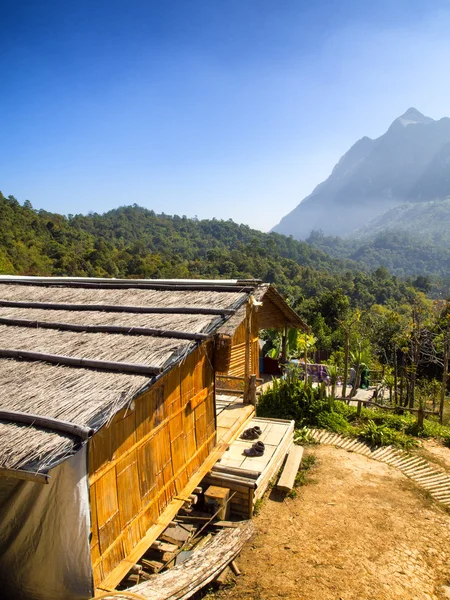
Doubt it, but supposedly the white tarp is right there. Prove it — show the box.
[0,446,93,599]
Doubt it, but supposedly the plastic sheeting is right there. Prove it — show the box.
[0,446,93,600]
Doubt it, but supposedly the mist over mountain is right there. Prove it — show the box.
[272,108,450,240]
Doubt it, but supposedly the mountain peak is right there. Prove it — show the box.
[393,107,434,128]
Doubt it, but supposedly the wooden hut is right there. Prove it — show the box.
[0,276,306,600]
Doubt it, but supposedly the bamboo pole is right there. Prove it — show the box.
[0,348,163,376]
[0,280,256,293]
[0,316,209,341]
[0,466,49,484]
[244,302,251,403]
[0,300,234,316]
[0,409,93,440]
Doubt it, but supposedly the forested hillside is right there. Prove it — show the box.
[0,192,438,356]
[0,192,353,283]
[307,228,450,281]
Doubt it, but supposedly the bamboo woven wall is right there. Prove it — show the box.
[216,306,259,383]
[88,342,215,588]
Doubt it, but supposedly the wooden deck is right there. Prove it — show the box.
[204,416,295,517]
[217,417,293,475]
[215,393,255,445]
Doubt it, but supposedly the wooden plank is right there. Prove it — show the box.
[126,521,255,600]
[0,278,256,292]
[276,445,304,492]
[254,420,294,501]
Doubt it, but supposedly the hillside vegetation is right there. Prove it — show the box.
[0,191,440,359]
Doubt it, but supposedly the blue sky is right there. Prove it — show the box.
[2,1,450,231]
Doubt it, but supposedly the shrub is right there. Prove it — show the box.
[257,368,329,426]
[359,419,418,449]
[317,411,356,435]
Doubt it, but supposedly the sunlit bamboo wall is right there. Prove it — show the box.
[88,342,215,588]
[217,306,260,381]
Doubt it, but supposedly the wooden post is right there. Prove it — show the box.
[244,301,251,403]
[248,375,257,406]
[357,400,362,417]
[281,326,287,365]
[417,402,424,430]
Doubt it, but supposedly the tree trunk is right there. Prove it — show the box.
[440,332,449,425]
[304,343,308,384]
[342,328,350,400]
[393,347,398,407]
[350,360,361,398]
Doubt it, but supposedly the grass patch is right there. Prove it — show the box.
[253,498,264,516]
[286,451,317,499]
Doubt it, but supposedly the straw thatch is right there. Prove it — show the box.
[0,325,194,369]
[0,307,218,335]
[0,360,149,471]
[0,284,247,310]
[0,277,306,473]
[0,280,250,473]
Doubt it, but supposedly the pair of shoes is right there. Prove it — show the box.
[240,426,262,440]
[244,441,265,457]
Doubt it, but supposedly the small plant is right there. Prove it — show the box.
[359,419,390,446]
[294,427,317,445]
[302,454,316,470]
[253,498,264,516]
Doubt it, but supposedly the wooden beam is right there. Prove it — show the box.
[0,409,93,440]
[0,349,162,376]
[0,317,209,341]
[0,300,234,316]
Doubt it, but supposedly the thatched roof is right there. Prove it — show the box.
[0,277,306,475]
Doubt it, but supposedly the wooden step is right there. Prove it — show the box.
[276,445,304,492]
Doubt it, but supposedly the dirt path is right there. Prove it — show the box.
[210,445,450,600]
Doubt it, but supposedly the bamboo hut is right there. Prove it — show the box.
[0,276,306,600]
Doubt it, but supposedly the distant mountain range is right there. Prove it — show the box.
[272,108,450,240]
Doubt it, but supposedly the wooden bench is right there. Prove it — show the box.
[276,445,304,492]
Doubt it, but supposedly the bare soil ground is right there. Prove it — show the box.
[421,439,450,472]
[208,445,450,600]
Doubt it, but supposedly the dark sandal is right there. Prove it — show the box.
[241,427,259,440]
[244,446,264,457]
[243,441,265,457]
